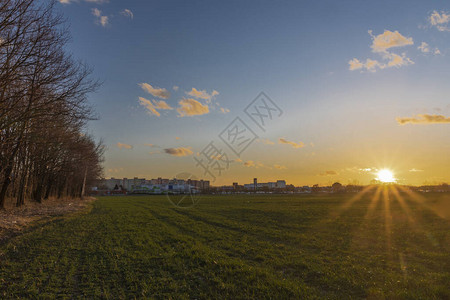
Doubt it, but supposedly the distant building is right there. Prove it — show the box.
[332,182,343,192]
[276,180,286,189]
[100,177,210,194]
[243,179,288,190]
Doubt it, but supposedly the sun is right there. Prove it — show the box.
[376,169,396,183]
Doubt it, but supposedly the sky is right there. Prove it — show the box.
[56,0,450,186]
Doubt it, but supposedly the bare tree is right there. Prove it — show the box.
[0,0,102,209]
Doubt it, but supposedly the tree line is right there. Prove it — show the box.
[0,0,103,209]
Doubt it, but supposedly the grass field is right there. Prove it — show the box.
[0,192,449,299]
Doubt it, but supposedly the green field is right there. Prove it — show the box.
[0,193,449,299]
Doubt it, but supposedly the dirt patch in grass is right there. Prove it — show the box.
[0,197,95,243]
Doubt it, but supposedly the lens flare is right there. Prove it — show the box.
[376,169,396,183]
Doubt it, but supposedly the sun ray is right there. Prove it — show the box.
[331,185,377,219]
[391,185,417,226]
[395,185,441,246]
[363,185,382,220]
[382,185,393,259]
[391,186,437,244]
[397,185,448,220]
[349,185,383,250]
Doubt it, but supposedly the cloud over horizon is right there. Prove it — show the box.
[164,147,193,157]
[117,142,133,149]
[121,9,134,19]
[177,98,209,117]
[349,30,414,72]
[243,160,255,167]
[92,8,108,27]
[418,42,441,55]
[138,97,173,117]
[369,30,413,53]
[279,138,305,148]
[396,114,450,125]
[139,83,171,99]
[418,42,430,53]
[258,138,275,145]
[429,10,450,32]
[186,88,219,101]
[274,164,287,170]
[241,160,266,168]
[320,170,338,176]
[144,143,159,148]
[107,167,123,174]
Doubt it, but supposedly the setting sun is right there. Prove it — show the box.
[376,169,396,183]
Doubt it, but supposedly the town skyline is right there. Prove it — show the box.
[102,174,447,188]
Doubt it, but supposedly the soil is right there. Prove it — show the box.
[0,197,95,244]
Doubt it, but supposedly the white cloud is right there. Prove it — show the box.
[177,98,209,117]
[173,86,179,91]
[138,97,173,117]
[418,42,430,53]
[418,42,441,55]
[243,160,255,167]
[349,57,379,71]
[429,10,450,31]
[99,16,108,27]
[92,8,101,17]
[365,58,383,71]
[348,58,364,70]
[396,114,450,125]
[278,138,305,149]
[320,170,338,176]
[164,147,193,157]
[386,52,414,68]
[369,30,413,53]
[139,83,170,99]
[186,88,219,101]
[349,58,386,72]
[153,99,173,110]
[241,160,266,168]
[274,164,287,170]
[220,107,230,114]
[117,142,132,149]
[258,138,275,145]
[144,143,159,148]
[91,8,108,27]
[349,30,414,72]
[121,9,133,19]
[107,167,123,174]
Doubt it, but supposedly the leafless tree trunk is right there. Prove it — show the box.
[0,0,103,209]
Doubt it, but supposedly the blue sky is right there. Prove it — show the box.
[57,0,450,186]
